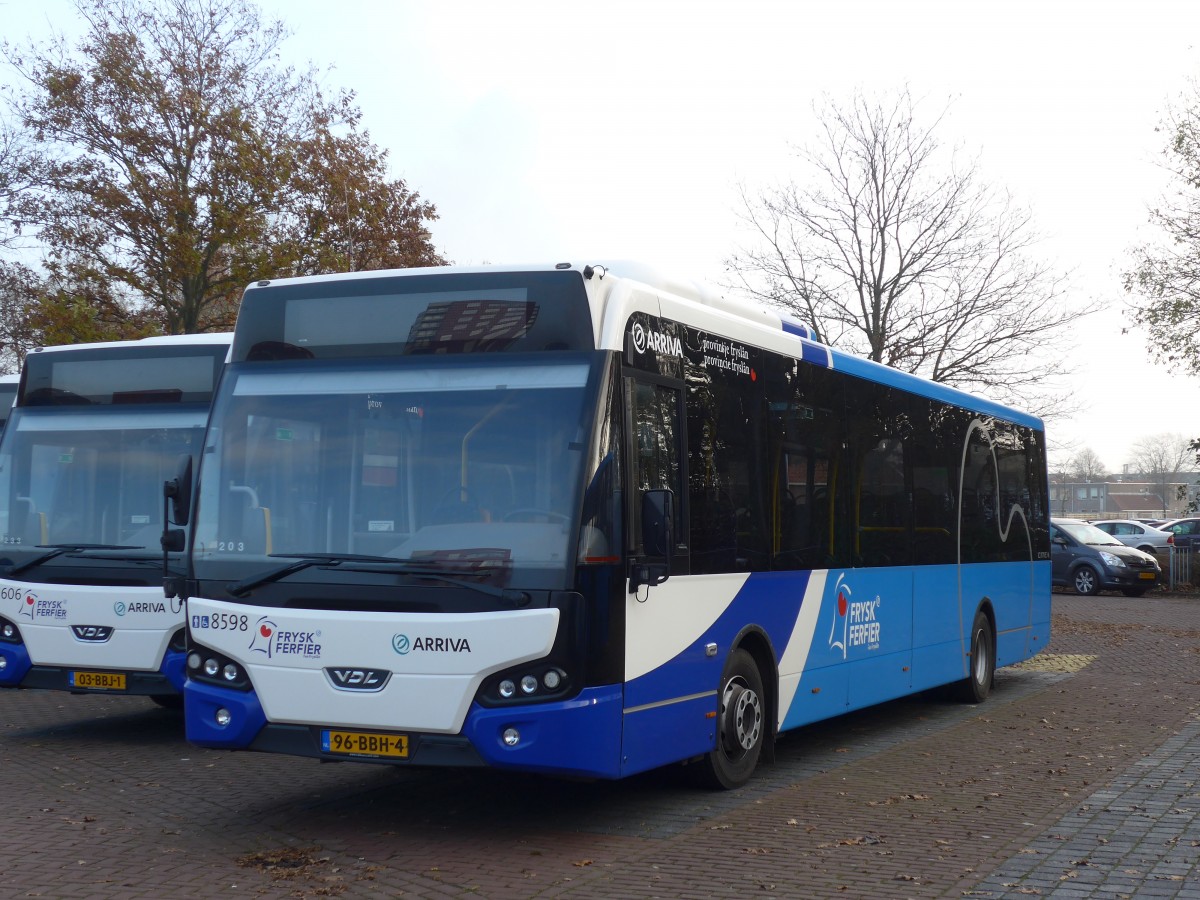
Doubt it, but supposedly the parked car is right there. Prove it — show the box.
[1158,517,1200,550]
[1051,518,1161,597]
[1088,519,1174,555]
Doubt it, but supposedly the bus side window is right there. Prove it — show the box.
[765,358,847,571]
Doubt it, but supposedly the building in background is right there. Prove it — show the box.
[1049,479,1195,519]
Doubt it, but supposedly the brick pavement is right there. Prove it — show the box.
[972,714,1200,898]
[0,591,1198,898]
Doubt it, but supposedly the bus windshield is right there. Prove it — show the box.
[193,355,596,592]
[0,407,208,556]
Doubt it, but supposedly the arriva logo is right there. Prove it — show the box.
[631,322,683,357]
[392,633,471,654]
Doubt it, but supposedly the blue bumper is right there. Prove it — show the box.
[0,641,32,687]
[184,679,626,779]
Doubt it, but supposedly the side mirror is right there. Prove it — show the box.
[162,455,193,600]
[164,454,193,527]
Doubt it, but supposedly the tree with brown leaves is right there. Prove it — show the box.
[3,0,444,336]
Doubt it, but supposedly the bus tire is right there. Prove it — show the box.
[956,609,995,704]
[695,648,765,790]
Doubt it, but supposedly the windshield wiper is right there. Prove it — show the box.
[3,544,143,578]
[226,553,400,597]
[355,563,531,607]
[226,553,531,606]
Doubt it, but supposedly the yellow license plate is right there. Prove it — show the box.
[70,671,126,690]
[321,729,409,758]
[1139,572,1156,580]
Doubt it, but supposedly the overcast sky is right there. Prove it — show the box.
[4,0,1200,473]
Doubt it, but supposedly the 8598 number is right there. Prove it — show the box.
[192,612,248,632]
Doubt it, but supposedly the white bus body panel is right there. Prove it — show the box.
[4,579,179,670]
[187,596,559,733]
[625,572,749,681]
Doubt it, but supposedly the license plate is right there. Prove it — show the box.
[69,671,126,690]
[321,729,409,758]
[1139,572,1155,580]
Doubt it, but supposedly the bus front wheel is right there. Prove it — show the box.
[695,648,765,790]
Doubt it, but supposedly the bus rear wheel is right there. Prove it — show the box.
[956,609,995,704]
[695,648,765,790]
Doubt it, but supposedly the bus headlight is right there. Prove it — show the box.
[478,665,571,706]
[186,641,251,691]
[0,618,20,643]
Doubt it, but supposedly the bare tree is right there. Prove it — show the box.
[728,88,1086,415]
[1068,448,1109,484]
[1130,432,1192,516]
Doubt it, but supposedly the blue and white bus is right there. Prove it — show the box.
[178,263,1050,788]
[0,334,231,701]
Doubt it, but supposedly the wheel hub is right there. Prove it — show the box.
[722,679,763,754]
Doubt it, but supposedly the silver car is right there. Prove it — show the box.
[1088,519,1174,555]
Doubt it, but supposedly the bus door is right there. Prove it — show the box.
[623,373,718,776]
[625,376,688,582]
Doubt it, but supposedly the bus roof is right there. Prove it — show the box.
[27,333,233,356]
[243,263,1042,431]
[18,334,233,408]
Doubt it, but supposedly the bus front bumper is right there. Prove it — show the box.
[185,680,626,779]
[0,646,184,695]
